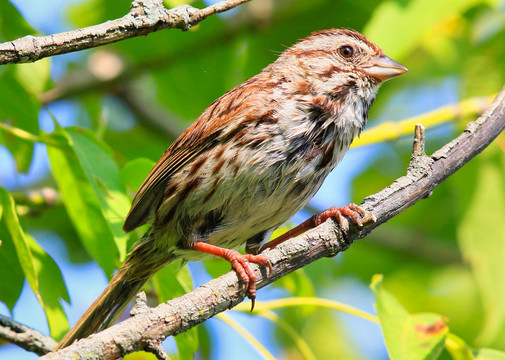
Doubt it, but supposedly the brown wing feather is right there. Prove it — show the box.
[123,75,265,232]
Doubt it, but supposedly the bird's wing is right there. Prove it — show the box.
[123,76,264,232]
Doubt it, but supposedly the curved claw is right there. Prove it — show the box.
[315,203,369,228]
[227,252,271,311]
[190,242,271,311]
[258,203,375,253]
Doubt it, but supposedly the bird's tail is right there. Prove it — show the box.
[56,232,176,350]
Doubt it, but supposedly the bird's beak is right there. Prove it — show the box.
[362,53,408,81]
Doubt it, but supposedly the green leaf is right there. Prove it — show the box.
[275,269,315,298]
[445,333,475,360]
[123,351,158,360]
[153,262,198,359]
[475,348,505,360]
[0,68,39,172]
[457,146,505,347]
[26,233,69,339]
[0,187,38,295]
[274,269,317,318]
[67,128,130,261]
[47,127,122,276]
[363,0,483,59]
[371,274,448,360]
[153,262,193,301]
[65,0,104,28]
[0,221,24,311]
[0,0,37,42]
[15,58,52,95]
[120,158,156,192]
[0,187,69,338]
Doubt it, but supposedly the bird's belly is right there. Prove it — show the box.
[170,158,330,262]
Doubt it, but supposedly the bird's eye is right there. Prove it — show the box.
[338,45,354,58]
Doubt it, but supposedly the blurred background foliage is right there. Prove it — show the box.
[0,0,505,359]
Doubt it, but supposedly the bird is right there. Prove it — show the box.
[56,28,407,350]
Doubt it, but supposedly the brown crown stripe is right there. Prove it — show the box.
[308,28,381,53]
[292,49,329,59]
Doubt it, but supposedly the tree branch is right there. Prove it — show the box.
[0,314,57,356]
[0,0,250,65]
[39,87,505,359]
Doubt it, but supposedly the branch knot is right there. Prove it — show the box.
[130,291,150,316]
[170,5,200,31]
[407,124,433,180]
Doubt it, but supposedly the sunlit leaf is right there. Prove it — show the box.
[47,126,121,276]
[123,351,158,360]
[371,274,448,360]
[0,68,39,172]
[475,348,505,360]
[0,218,24,311]
[15,58,52,95]
[153,262,197,359]
[364,0,483,58]
[0,0,36,42]
[67,128,130,261]
[445,333,475,360]
[120,158,156,192]
[275,269,315,298]
[0,187,38,296]
[26,233,69,339]
[458,145,505,347]
[0,187,69,338]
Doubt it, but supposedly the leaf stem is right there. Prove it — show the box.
[234,297,379,323]
[0,122,60,148]
[216,313,276,360]
[353,94,495,148]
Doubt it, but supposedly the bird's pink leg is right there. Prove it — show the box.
[191,242,272,310]
[259,203,370,252]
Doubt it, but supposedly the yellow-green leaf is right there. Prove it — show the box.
[47,128,121,276]
[14,58,51,95]
[68,128,130,261]
[371,274,448,360]
[458,146,505,347]
[475,348,505,360]
[364,0,483,59]
[120,158,155,192]
[153,262,197,359]
[0,187,69,338]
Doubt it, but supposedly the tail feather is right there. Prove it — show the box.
[56,234,176,350]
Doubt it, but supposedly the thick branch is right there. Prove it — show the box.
[40,87,505,360]
[0,0,250,64]
[0,315,57,356]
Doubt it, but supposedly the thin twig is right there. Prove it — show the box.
[0,0,251,65]
[0,314,57,356]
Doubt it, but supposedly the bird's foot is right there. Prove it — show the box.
[259,203,375,252]
[191,242,271,310]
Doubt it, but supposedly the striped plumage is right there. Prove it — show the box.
[56,28,406,350]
